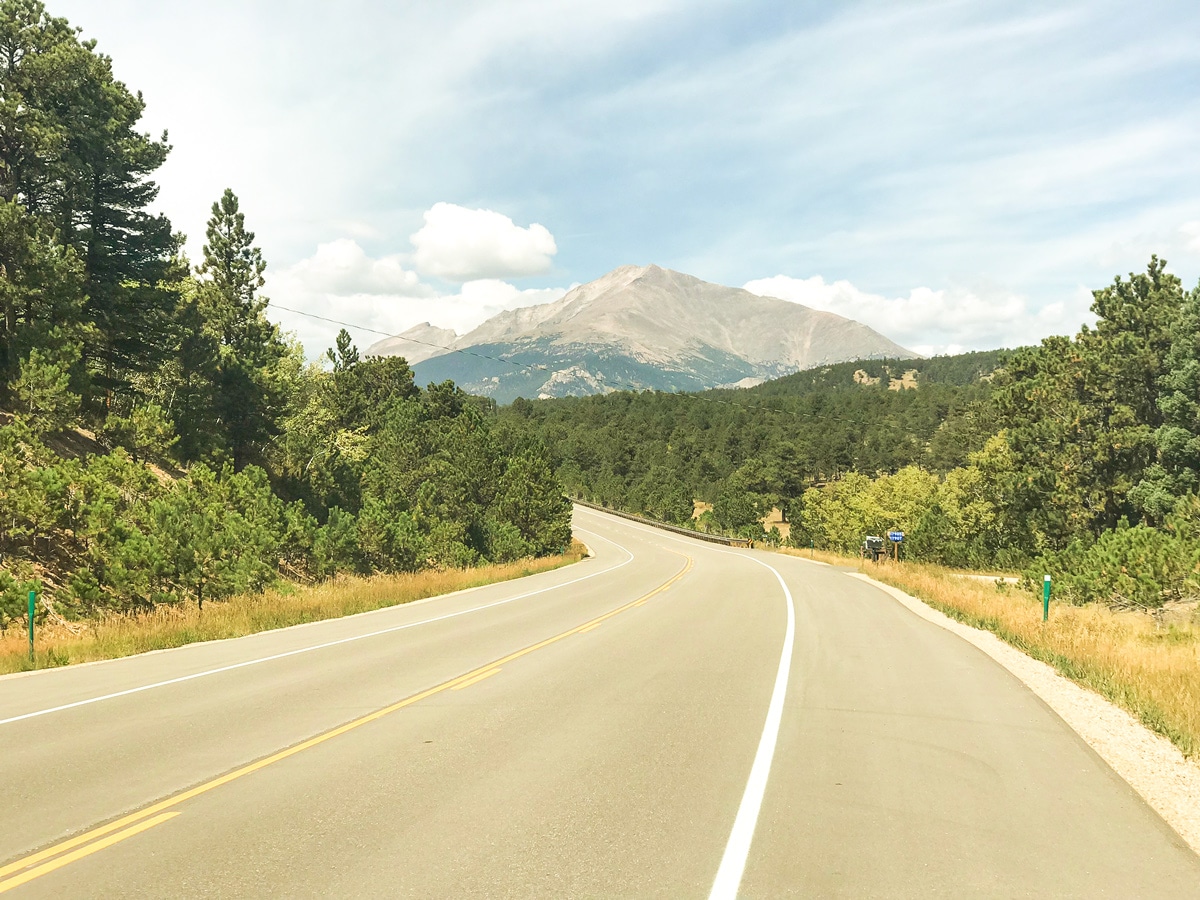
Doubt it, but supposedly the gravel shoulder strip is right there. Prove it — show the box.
[850,572,1200,858]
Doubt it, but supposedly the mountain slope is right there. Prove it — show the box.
[364,323,458,365]
[369,265,917,402]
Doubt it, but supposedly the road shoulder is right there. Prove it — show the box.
[851,571,1200,858]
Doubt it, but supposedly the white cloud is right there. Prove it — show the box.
[274,239,430,297]
[1182,222,1200,254]
[57,0,692,264]
[265,239,568,358]
[333,220,383,241]
[441,280,570,331]
[410,203,557,282]
[744,274,1090,356]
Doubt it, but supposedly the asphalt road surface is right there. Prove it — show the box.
[1,505,1197,897]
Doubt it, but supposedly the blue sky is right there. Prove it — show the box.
[56,0,1200,356]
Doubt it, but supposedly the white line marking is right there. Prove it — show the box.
[708,556,795,899]
[0,531,633,727]
[574,507,797,898]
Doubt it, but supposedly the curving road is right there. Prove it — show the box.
[0,506,1197,897]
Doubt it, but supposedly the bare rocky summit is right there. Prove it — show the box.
[365,322,458,365]
[367,265,916,402]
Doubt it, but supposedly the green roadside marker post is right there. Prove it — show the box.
[28,590,36,662]
[1042,575,1051,622]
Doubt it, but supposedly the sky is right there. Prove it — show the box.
[55,0,1200,358]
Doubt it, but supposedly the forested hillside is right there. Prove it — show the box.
[0,2,569,625]
[7,0,1196,625]
[502,351,1002,532]
[509,262,1200,611]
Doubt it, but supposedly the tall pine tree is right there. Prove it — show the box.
[195,189,286,468]
[1131,279,1200,520]
[0,198,87,392]
[0,1,181,408]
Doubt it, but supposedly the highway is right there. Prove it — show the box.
[1,505,1198,897]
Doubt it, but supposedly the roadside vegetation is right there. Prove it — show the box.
[6,0,1200,730]
[517,257,1200,757]
[0,542,587,675]
[511,258,1200,616]
[0,3,572,652]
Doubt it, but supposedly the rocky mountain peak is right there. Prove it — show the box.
[366,264,917,402]
[365,322,458,365]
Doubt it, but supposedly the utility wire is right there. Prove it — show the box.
[272,303,921,429]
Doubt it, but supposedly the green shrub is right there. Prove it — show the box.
[1030,521,1200,610]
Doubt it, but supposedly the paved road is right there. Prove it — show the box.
[0,506,1197,897]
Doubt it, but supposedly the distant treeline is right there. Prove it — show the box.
[0,2,570,624]
[506,261,1200,611]
[501,351,1002,530]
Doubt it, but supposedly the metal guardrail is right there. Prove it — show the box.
[571,499,754,548]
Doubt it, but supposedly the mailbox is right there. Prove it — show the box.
[861,535,885,561]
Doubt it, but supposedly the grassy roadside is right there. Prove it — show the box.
[0,542,588,676]
[776,546,1200,759]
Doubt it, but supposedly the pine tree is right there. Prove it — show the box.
[994,257,1186,541]
[495,448,571,553]
[1087,254,1183,427]
[14,339,81,433]
[0,199,87,392]
[169,291,222,461]
[1,1,181,407]
[194,189,286,468]
[327,328,359,372]
[197,189,267,351]
[1131,280,1200,520]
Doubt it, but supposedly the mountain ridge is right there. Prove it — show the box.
[367,265,917,402]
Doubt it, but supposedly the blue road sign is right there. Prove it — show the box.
[887,531,904,542]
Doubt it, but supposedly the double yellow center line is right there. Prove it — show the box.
[0,552,693,894]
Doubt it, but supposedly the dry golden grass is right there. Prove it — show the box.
[777,546,1200,759]
[1,543,587,676]
[776,545,858,568]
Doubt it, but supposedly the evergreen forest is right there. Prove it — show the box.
[504,258,1200,611]
[0,2,570,626]
[5,0,1199,627]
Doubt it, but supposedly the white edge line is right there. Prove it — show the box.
[708,554,796,900]
[0,529,632,727]
[572,508,799,897]
[0,545,584,685]
[2,529,621,687]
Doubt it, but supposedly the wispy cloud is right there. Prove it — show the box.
[744,274,1090,357]
[266,234,569,357]
[56,0,1200,358]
